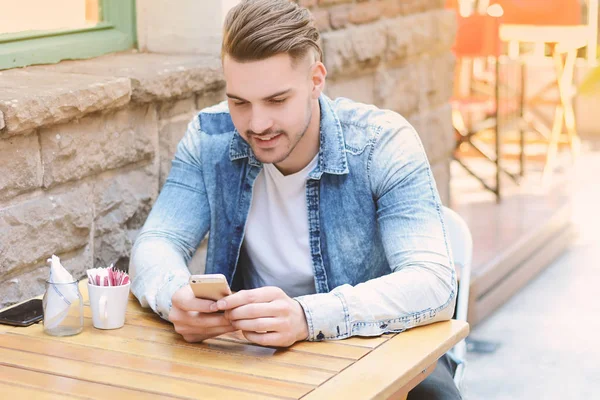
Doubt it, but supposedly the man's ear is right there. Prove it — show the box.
[311,61,327,100]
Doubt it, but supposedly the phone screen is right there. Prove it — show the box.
[0,299,44,327]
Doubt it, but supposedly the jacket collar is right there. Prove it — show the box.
[229,94,349,177]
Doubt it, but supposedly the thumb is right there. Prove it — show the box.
[171,285,217,313]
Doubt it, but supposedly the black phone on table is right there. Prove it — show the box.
[0,298,44,327]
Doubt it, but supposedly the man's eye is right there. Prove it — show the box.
[233,101,247,106]
[269,98,286,104]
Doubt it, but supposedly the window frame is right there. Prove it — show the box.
[0,0,136,70]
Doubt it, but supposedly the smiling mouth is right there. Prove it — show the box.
[254,133,281,141]
[251,132,282,148]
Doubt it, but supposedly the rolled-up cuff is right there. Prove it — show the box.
[294,291,350,341]
[155,273,190,321]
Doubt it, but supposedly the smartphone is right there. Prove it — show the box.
[189,274,231,301]
[0,298,44,327]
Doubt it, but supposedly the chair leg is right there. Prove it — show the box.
[543,105,565,181]
[555,49,580,162]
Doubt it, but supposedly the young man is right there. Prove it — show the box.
[130,0,460,398]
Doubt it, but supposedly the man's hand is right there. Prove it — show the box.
[212,287,309,347]
[169,285,236,342]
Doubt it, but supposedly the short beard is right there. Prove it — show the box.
[251,98,313,165]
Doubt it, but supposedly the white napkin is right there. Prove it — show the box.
[44,255,80,330]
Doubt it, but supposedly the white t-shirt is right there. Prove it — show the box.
[242,156,318,298]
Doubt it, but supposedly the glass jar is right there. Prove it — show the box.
[42,280,84,336]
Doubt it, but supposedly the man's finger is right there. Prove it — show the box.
[225,302,282,321]
[230,317,281,332]
[215,287,283,311]
[188,313,232,328]
[172,286,217,313]
[242,331,286,347]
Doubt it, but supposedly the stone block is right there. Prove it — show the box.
[157,97,196,120]
[329,4,350,30]
[405,0,430,14]
[434,9,457,50]
[0,186,93,275]
[409,103,455,164]
[385,10,454,63]
[419,52,456,111]
[42,53,225,103]
[0,133,43,201]
[377,52,454,116]
[0,246,91,310]
[374,64,420,117]
[94,230,133,272]
[40,105,157,188]
[399,0,444,14]
[385,13,437,61]
[299,0,317,7]
[322,22,387,77]
[430,0,446,9]
[348,1,383,25]
[384,16,412,61]
[92,167,156,236]
[159,115,195,187]
[196,89,226,111]
[319,0,352,5]
[431,159,450,206]
[312,9,331,32]
[0,70,131,137]
[90,166,156,273]
[381,0,402,18]
[326,74,376,105]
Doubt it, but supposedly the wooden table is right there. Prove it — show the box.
[0,281,469,399]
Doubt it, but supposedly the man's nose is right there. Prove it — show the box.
[249,108,273,134]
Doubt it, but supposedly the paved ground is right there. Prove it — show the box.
[462,144,600,399]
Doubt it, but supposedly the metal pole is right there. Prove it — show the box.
[495,55,501,203]
[520,61,526,177]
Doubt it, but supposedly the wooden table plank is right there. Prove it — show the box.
[0,381,79,400]
[303,320,469,399]
[107,287,382,360]
[331,335,392,348]
[220,331,373,360]
[0,332,312,399]
[0,347,279,400]
[90,308,365,366]
[110,306,374,361]
[7,321,334,386]
[121,292,387,354]
[98,319,353,372]
[0,364,180,400]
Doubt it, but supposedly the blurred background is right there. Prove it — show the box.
[0,1,598,398]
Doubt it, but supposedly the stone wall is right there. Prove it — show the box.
[299,0,456,203]
[0,53,224,308]
[0,1,456,309]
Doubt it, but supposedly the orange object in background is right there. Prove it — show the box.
[491,0,581,26]
[453,13,502,57]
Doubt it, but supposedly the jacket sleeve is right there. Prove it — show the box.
[129,115,211,320]
[296,120,456,340]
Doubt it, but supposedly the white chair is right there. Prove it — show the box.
[442,206,473,391]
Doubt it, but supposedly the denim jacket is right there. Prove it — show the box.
[130,94,456,341]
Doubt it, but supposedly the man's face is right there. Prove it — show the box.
[223,53,317,166]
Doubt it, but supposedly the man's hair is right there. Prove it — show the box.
[222,0,322,65]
